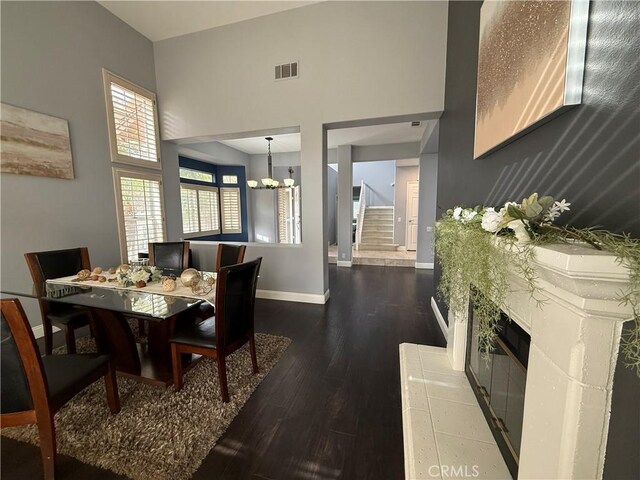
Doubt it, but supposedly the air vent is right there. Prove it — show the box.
[275,61,299,81]
[411,121,421,127]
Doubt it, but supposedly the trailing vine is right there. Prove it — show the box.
[435,194,640,376]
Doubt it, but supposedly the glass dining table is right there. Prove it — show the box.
[2,271,213,387]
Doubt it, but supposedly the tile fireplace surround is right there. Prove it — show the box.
[402,243,634,479]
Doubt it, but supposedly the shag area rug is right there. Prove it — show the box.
[2,332,291,480]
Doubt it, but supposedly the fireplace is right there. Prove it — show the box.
[444,242,634,479]
[466,301,531,478]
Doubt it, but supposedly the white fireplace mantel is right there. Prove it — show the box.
[445,242,635,480]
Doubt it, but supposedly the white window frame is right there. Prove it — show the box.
[180,183,221,237]
[112,168,166,262]
[220,187,243,234]
[102,68,162,170]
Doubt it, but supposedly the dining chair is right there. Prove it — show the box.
[215,243,247,272]
[170,257,262,402]
[0,298,120,480]
[24,248,92,355]
[148,241,190,271]
[197,243,247,320]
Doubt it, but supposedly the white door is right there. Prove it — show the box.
[406,181,419,251]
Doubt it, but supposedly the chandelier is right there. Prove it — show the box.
[247,137,296,189]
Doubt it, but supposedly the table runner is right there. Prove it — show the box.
[47,271,217,305]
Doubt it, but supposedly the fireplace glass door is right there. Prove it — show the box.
[466,305,530,478]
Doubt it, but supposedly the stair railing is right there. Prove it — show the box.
[355,181,368,251]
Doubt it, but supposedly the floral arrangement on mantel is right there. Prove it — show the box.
[435,193,640,376]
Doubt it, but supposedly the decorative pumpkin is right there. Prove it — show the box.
[162,277,177,292]
[180,268,201,287]
[77,269,91,280]
[92,267,103,274]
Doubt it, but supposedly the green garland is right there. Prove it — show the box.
[435,193,640,376]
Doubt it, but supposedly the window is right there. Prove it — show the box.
[179,167,214,183]
[180,184,220,236]
[277,186,302,244]
[221,175,238,184]
[113,169,165,262]
[220,187,242,234]
[103,69,161,169]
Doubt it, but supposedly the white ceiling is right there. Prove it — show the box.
[99,1,317,42]
[327,121,432,147]
[219,133,301,154]
[215,121,433,154]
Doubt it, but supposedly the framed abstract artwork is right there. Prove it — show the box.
[474,0,589,159]
[0,102,74,179]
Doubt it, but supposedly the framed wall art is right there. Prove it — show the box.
[474,0,589,159]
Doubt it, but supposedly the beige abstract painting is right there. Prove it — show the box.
[1,103,74,179]
[474,1,573,159]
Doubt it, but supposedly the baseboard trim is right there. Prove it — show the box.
[32,324,60,339]
[431,296,448,341]
[336,260,353,267]
[256,289,329,305]
[415,262,434,269]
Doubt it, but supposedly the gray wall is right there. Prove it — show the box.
[416,154,438,265]
[0,1,157,326]
[327,166,338,245]
[393,165,420,246]
[352,160,396,206]
[439,1,639,477]
[337,146,353,263]
[154,1,448,298]
[247,152,302,243]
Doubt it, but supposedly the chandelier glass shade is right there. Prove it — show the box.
[247,137,296,190]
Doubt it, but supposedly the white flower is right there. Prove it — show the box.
[554,199,571,212]
[461,210,478,223]
[129,268,150,283]
[453,207,462,220]
[508,220,531,244]
[481,209,502,233]
[543,199,571,223]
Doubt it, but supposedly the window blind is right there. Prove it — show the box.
[117,172,165,262]
[198,188,220,233]
[180,184,220,235]
[220,187,242,234]
[278,188,293,243]
[180,187,199,234]
[103,70,160,168]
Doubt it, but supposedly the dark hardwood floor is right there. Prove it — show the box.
[2,265,446,480]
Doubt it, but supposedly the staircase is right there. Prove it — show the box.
[359,206,399,251]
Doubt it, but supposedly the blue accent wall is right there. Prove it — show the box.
[178,156,249,242]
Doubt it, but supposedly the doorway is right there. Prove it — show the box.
[406,180,419,251]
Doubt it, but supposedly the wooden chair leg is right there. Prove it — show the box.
[249,336,259,374]
[171,343,183,391]
[216,356,230,403]
[138,319,146,336]
[104,363,120,414]
[36,413,56,480]
[43,318,53,356]
[64,326,76,354]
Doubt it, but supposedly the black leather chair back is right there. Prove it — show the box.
[150,242,189,271]
[32,248,86,280]
[216,244,246,272]
[216,258,262,348]
[0,313,34,414]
